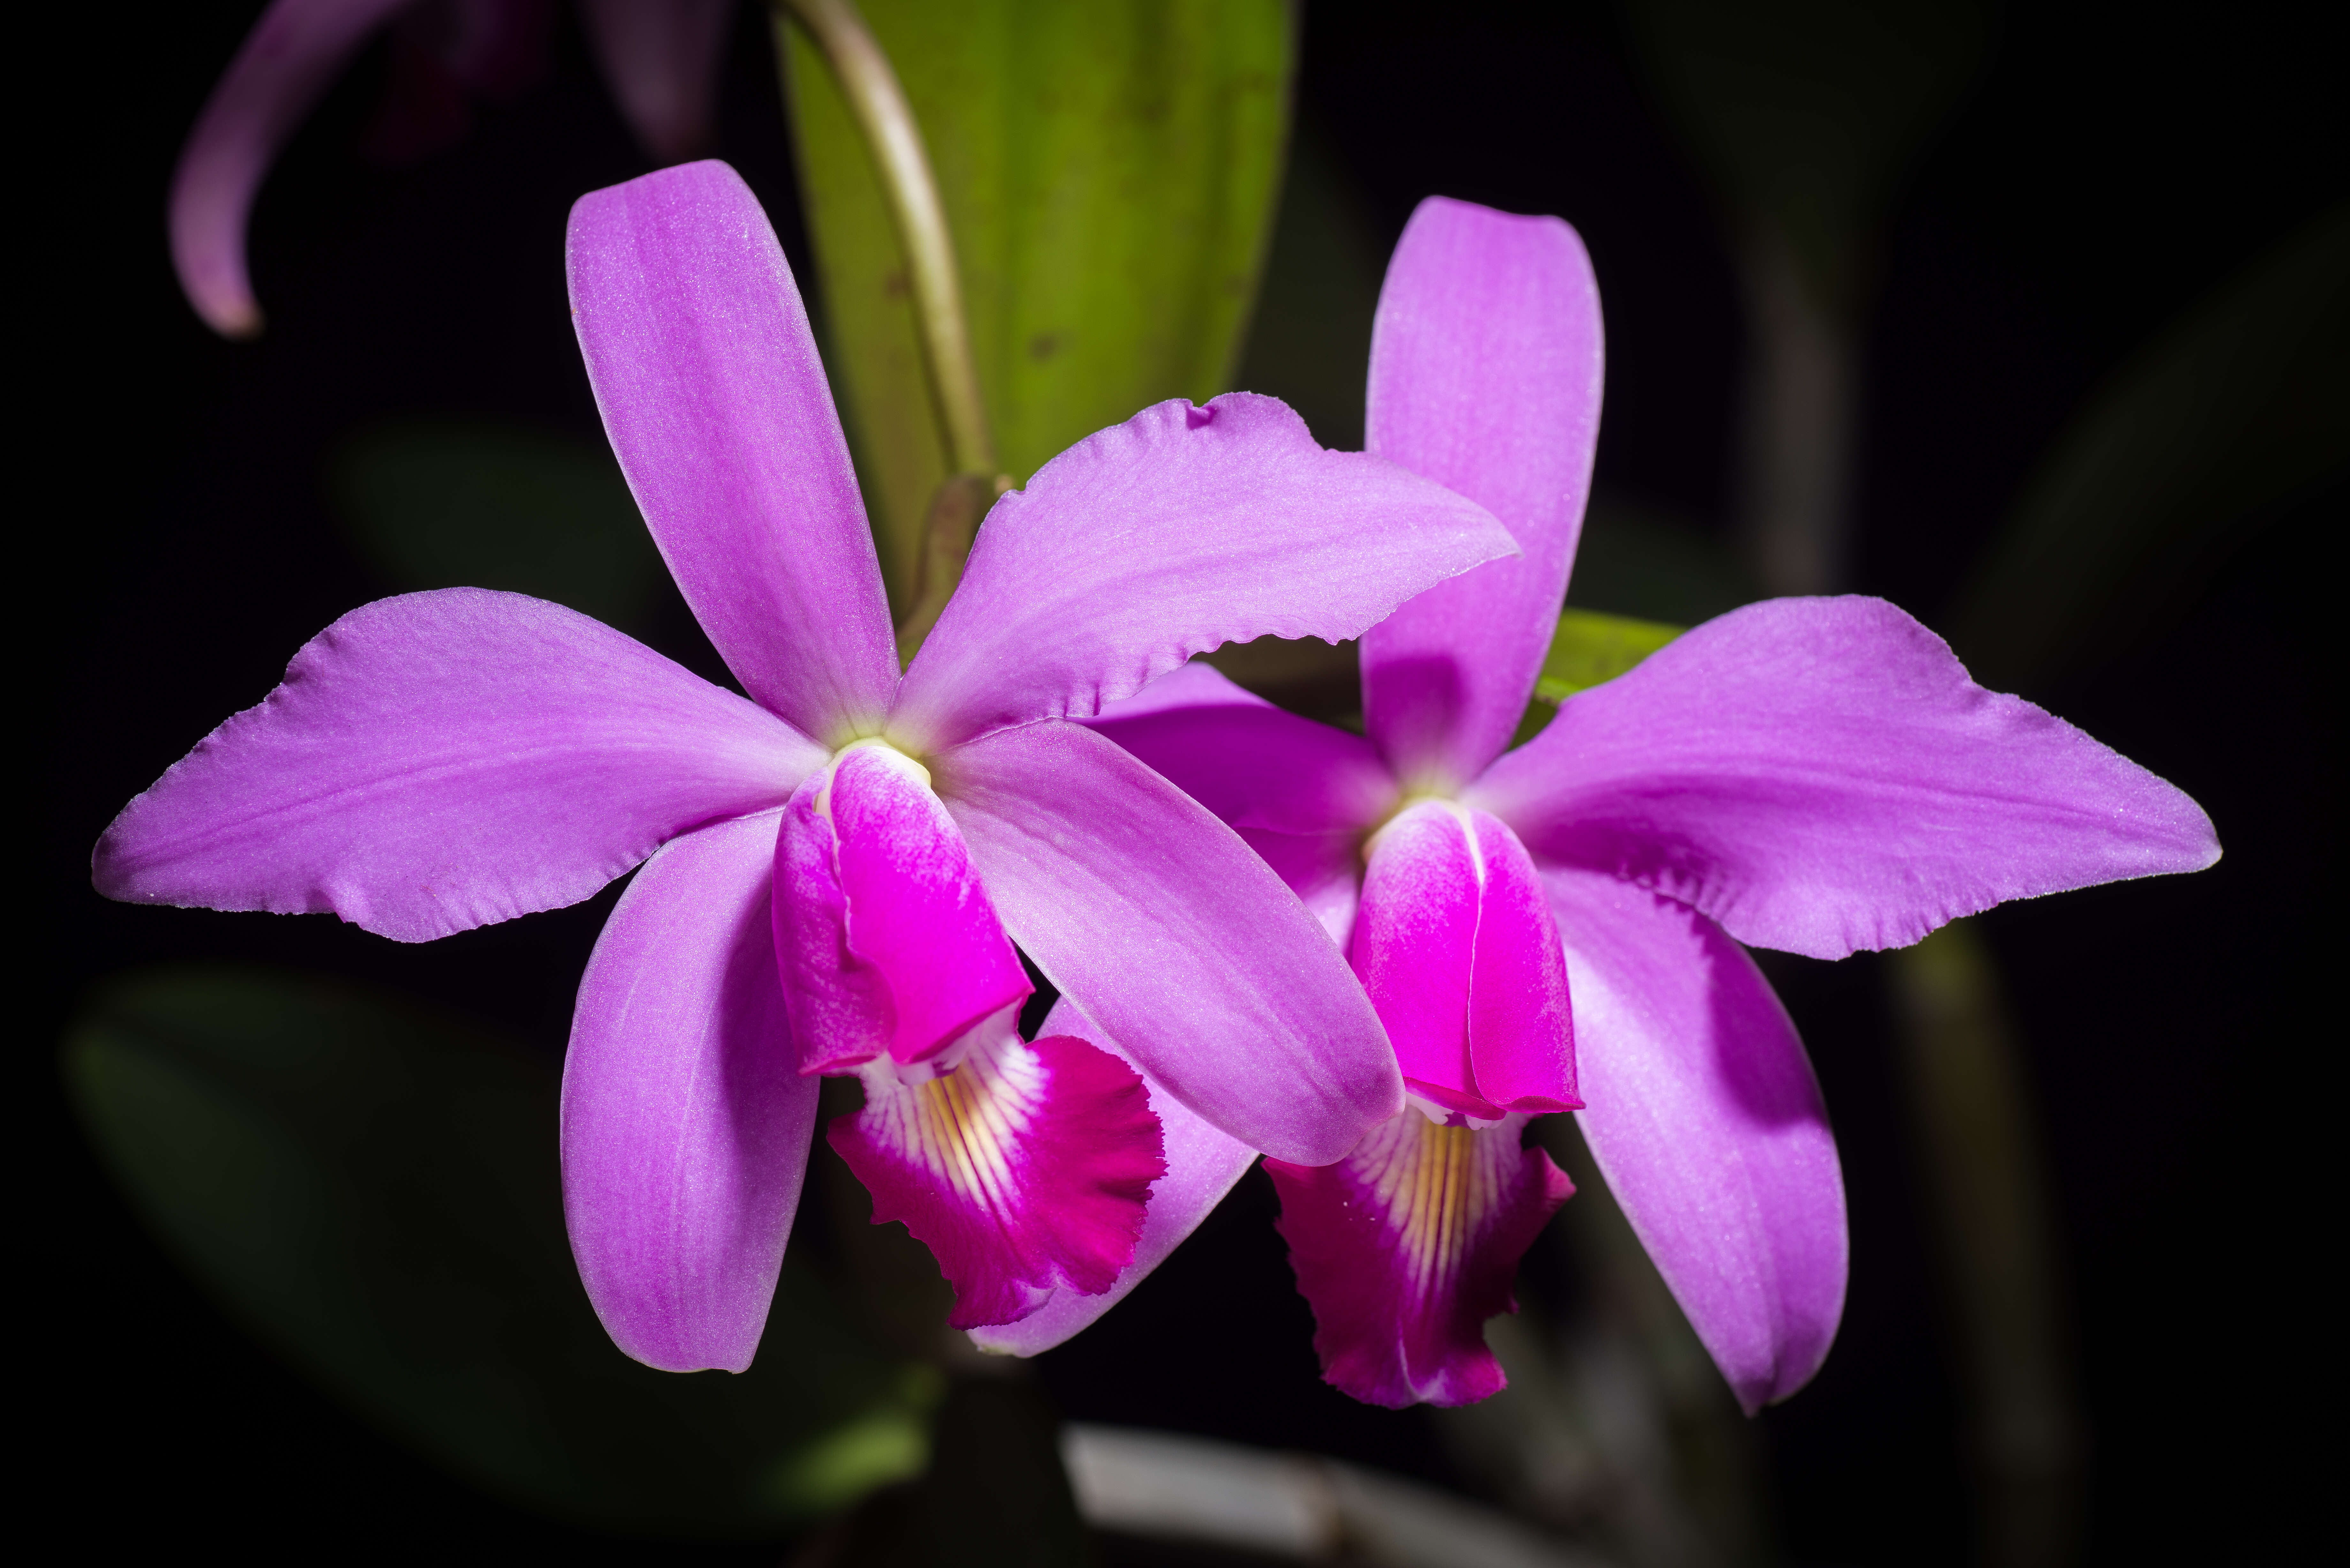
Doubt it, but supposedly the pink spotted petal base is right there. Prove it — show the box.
[1268,1112,1572,1408]
[830,1029,1168,1329]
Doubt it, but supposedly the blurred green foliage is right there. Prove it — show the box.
[62,965,933,1538]
[811,1378,1092,1567]
[779,0,1295,608]
[326,419,669,634]
[1536,608,1687,703]
[1514,607,1687,745]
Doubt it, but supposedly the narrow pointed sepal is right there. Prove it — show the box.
[562,809,815,1374]
[578,0,734,162]
[171,0,414,336]
[1268,1112,1572,1408]
[831,1030,1167,1329]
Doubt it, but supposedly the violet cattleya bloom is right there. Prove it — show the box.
[975,196,2222,1413]
[96,161,1521,1372]
[173,0,736,336]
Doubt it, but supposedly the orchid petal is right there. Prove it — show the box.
[831,1026,1165,1330]
[561,809,816,1373]
[1268,1112,1572,1408]
[967,999,1258,1356]
[1088,662,1391,947]
[568,160,898,745]
[1473,597,2223,960]
[169,0,415,336]
[1351,805,1482,1113]
[1350,804,1578,1118]
[93,589,821,943]
[890,394,1518,751]
[1544,866,1844,1412]
[933,719,1404,1166]
[1239,827,1369,950]
[1089,657,1270,720]
[1466,811,1581,1114]
[773,744,1032,1075]
[1087,667,1398,839]
[1361,197,1604,789]
[577,0,734,162]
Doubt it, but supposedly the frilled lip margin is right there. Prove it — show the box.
[1268,1111,1570,1407]
[832,1029,1168,1329]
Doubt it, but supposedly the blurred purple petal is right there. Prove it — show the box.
[561,809,816,1373]
[934,719,1404,1166]
[1475,597,2223,959]
[433,0,550,95]
[833,1027,1164,1330]
[773,744,1031,1076]
[579,0,734,162]
[362,0,552,164]
[568,161,898,745]
[1544,866,1845,1412]
[169,0,415,337]
[1361,197,1604,789]
[92,589,820,943]
[967,998,1258,1356]
[891,394,1517,751]
[1268,1112,1572,1408]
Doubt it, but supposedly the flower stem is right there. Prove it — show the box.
[1732,215,1860,597]
[1889,920,2085,1564]
[893,470,1011,665]
[771,0,998,489]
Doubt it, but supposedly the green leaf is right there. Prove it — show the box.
[1944,207,2350,691]
[326,419,670,633]
[1515,607,1685,748]
[1535,607,1686,704]
[1230,120,1384,453]
[781,0,1295,608]
[62,965,933,1537]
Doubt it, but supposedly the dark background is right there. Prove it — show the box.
[33,1,2337,1560]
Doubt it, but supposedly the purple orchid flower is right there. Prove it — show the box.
[969,197,2222,1413]
[173,0,737,336]
[95,161,1520,1371]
